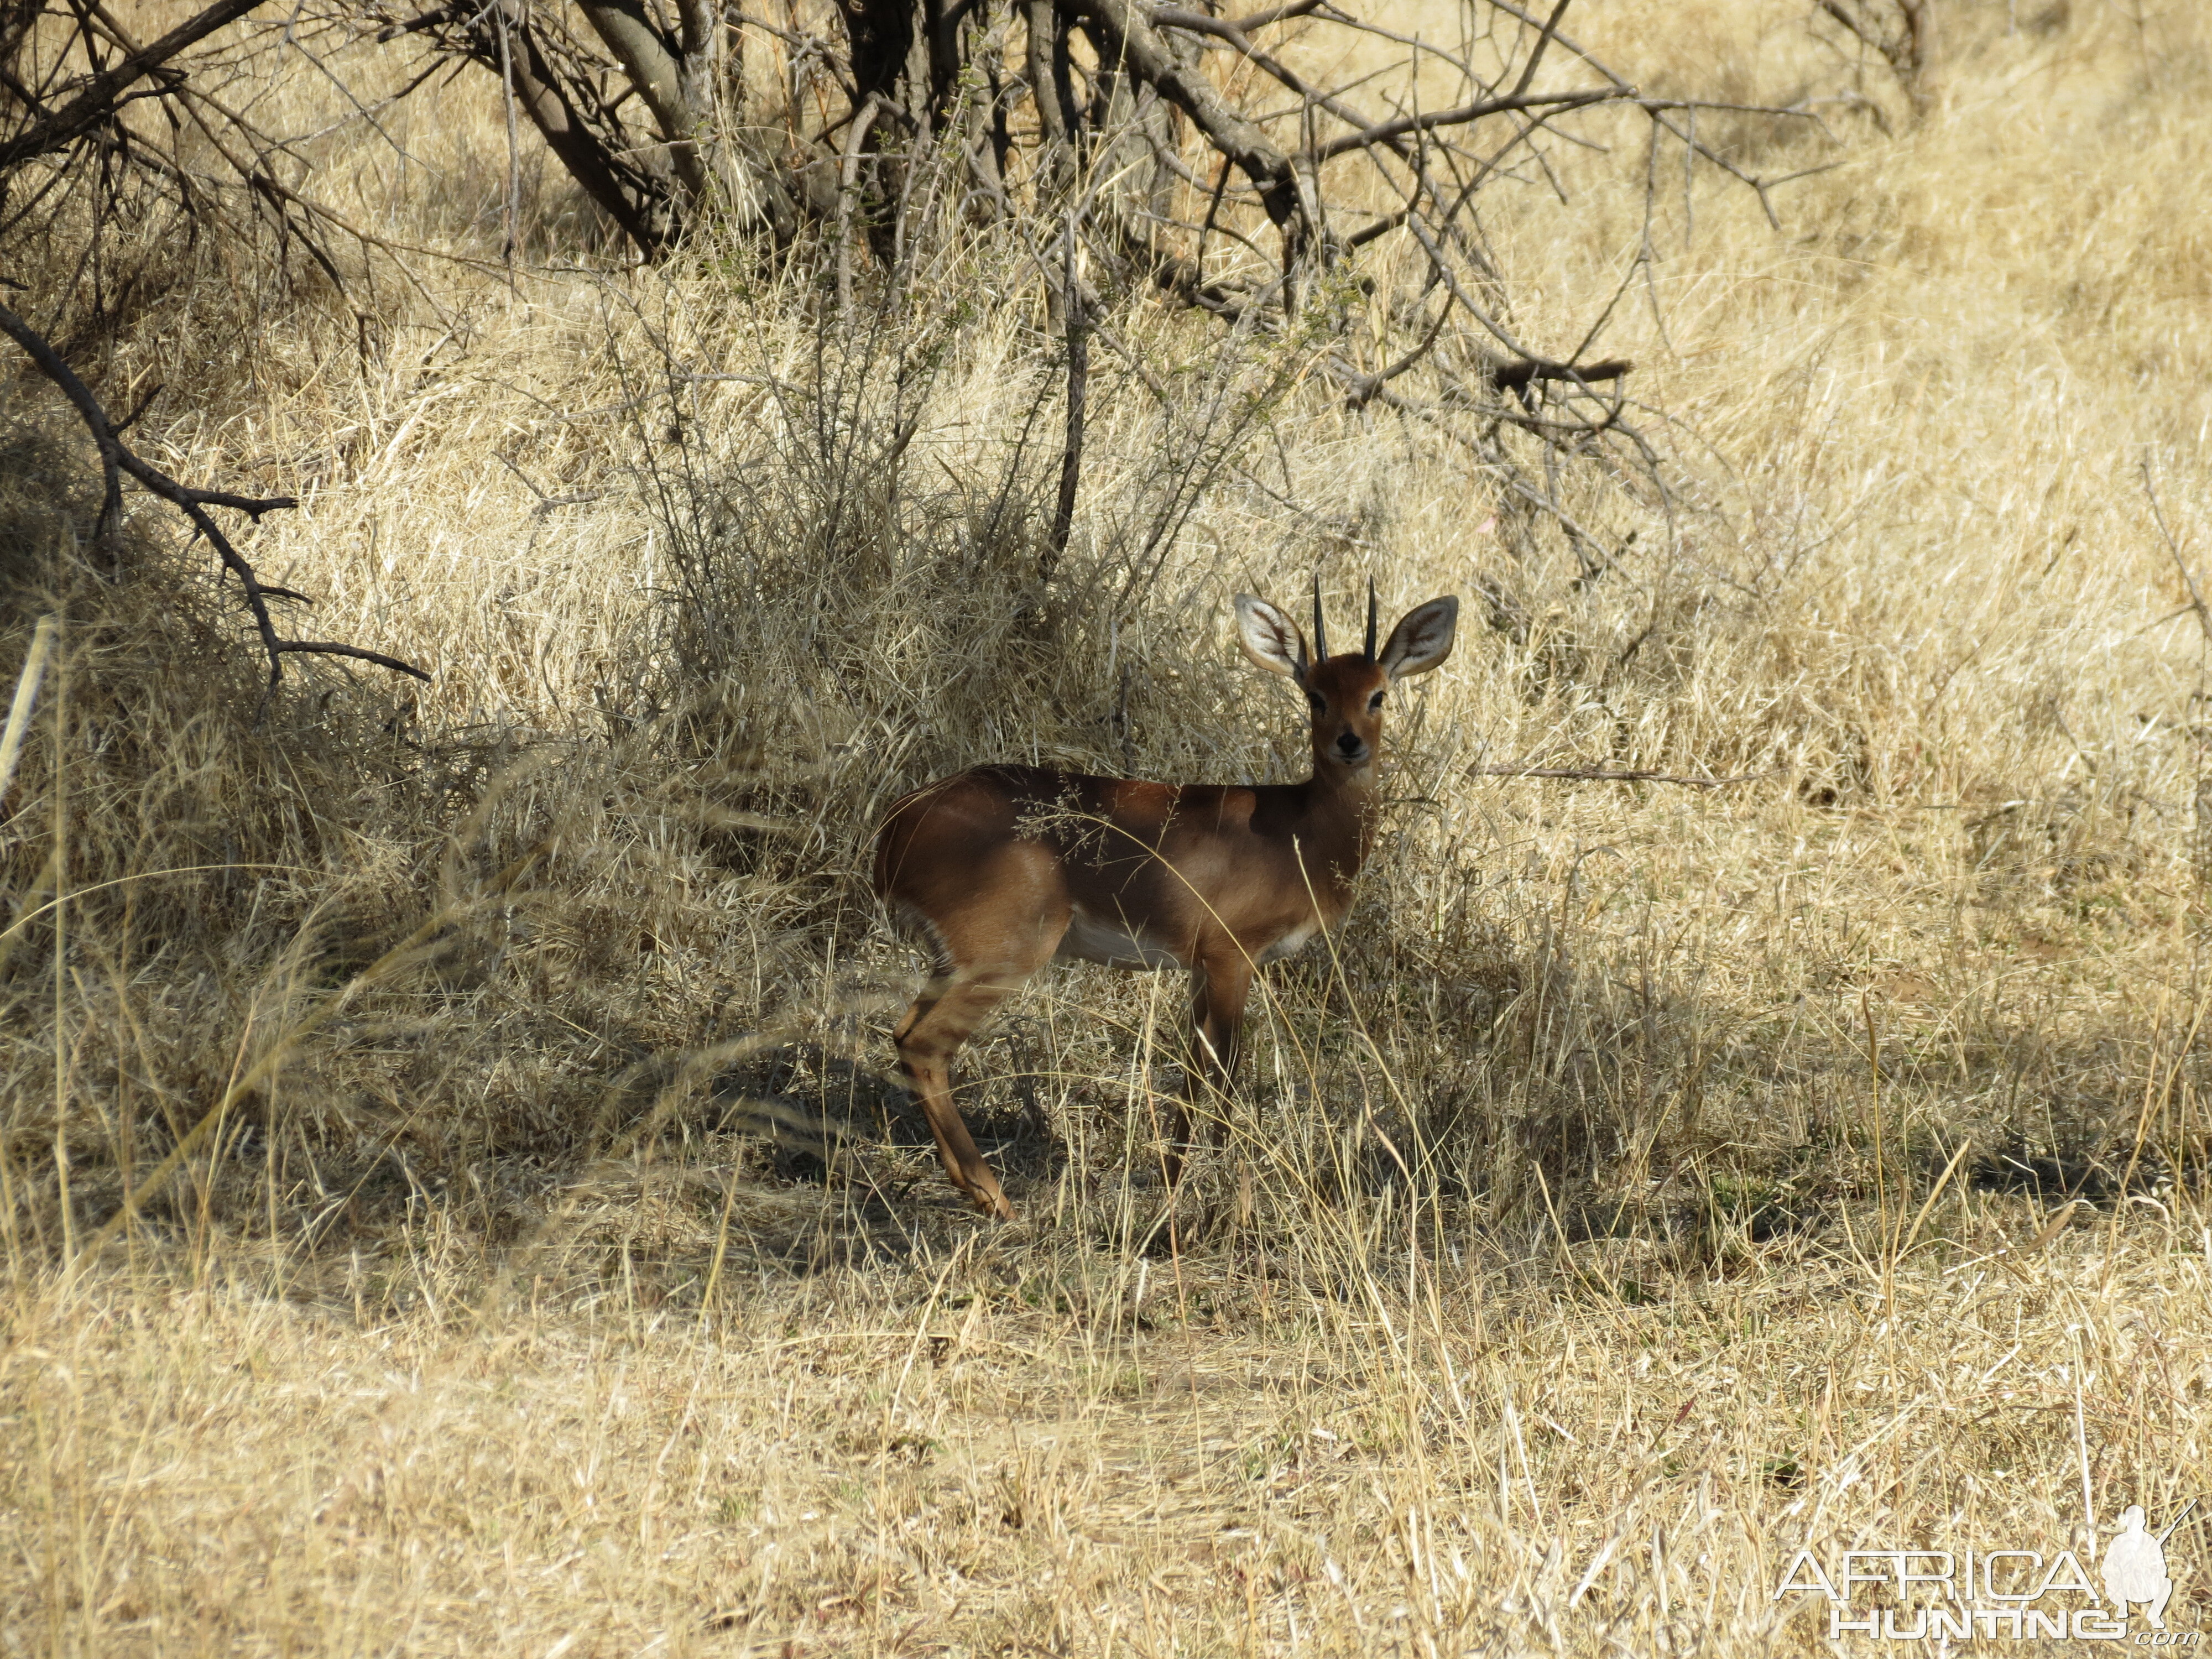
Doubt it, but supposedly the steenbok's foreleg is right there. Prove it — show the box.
[1162,948,1253,1185]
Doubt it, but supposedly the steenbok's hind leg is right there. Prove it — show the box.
[894,973,1031,1220]
[891,859,1067,1219]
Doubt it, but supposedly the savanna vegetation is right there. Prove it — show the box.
[2,0,2209,1651]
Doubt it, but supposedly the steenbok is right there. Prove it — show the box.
[873,583,1459,1218]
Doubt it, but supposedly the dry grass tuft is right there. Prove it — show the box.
[4,0,2212,1652]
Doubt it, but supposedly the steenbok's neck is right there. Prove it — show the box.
[1307,757,1378,797]
[1292,764,1384,882]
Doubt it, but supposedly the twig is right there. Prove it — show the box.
[1493,355,1632,394]
[1507,0,1574,101]
[0,617,58,817]
[1469,763,1765,788]
[2143,458,2209,643]
[1215,0,1327,32]
[834,92,881,320]
[1314,87,1618,163]
[1334,303,1451,407]
[1045,220,1088,580]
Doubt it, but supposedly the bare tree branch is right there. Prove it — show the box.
[0,284,122,549]
[0,299,431,691]
[0,0,267,173]
[1065,0,1324,290]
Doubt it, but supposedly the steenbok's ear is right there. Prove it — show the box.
[1378,596,1459,681]
[1234,593,1309,681]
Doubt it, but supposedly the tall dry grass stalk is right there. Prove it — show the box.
[3,0,2211,1651]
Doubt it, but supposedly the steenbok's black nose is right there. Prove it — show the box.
[1337,731,1364,756]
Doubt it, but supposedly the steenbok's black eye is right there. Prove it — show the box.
[1306,690,1326,713]
[1368,690,1386,711]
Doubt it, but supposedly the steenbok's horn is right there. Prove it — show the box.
[1311,577,1329,664]
[1363,577,1378,661]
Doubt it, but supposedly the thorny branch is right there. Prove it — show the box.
[0,300,431,693]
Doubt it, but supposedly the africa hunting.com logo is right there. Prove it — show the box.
[1773,1500,2198,1644]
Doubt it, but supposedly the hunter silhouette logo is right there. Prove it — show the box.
[2105,1505,2185,1631]
[1773,1500,2199,1644]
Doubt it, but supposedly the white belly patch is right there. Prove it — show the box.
[1057,906,1185,969]
[1259,921,1319,963]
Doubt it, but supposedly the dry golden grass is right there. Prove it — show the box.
[4,0,2212,1652]
[7,1220,2210,1653]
